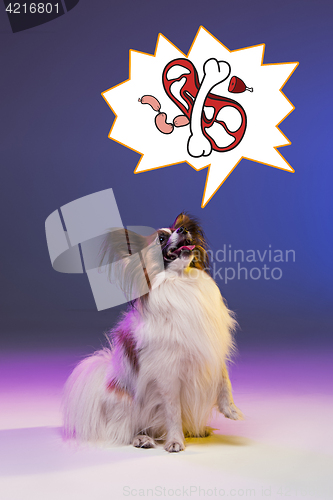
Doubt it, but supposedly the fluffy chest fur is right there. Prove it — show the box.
[112,269,235,438]
[140,268,234,353]
[110,268,235,400]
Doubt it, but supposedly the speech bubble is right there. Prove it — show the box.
[102,26,298,207]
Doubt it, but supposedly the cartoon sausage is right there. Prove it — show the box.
[174,115,190,127]
[155,113,174,134]
[139,95,161,112]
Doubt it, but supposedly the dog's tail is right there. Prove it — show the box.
[62,349,112,441]
[62,349,134,444]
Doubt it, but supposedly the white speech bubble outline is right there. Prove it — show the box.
[102,26,298,207]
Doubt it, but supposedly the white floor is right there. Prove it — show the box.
[0,348,332,500]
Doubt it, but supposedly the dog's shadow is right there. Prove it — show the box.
[186,432,251,448]
[0,426,147,476]
[0,426,251,476]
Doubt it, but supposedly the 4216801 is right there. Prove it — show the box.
[5,3,60,14]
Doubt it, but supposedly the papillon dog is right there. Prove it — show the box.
[63,213,243,452]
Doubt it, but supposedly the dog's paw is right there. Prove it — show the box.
[164,440,185,453]
[219,402,244,420]
[133,435,155,449]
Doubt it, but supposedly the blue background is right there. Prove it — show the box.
[0,0,332,351]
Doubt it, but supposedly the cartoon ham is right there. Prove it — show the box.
[228,76,253,93]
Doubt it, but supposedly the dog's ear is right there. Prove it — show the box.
[191,245,209,272]
[172,213,184,229]
[99,229,154,267]
[99,229,161,302]
[99,229,130,267]
[172,212,192,230]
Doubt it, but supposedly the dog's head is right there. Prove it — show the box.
[157,213,209,273]
[99,213,209,303]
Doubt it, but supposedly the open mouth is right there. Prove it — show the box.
[165,244,195,260]
[173,244,195,256]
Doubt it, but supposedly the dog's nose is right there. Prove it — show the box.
[177,226,188,235]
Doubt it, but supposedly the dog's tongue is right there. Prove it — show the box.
[174,245,195,255]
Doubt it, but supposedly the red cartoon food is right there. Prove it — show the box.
[162,58,247,153]
[228,76,253,94]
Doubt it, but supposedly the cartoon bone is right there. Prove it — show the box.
[187,59,231,157]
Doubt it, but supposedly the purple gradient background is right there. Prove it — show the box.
[0,0,332,353]
[1,349,332,499]
[0,1,332,497]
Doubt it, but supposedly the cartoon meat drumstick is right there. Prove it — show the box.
[228,76,253,93]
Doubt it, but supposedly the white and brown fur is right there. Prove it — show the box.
[63,213,243,452]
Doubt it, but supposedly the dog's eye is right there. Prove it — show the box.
[157,233,167,245]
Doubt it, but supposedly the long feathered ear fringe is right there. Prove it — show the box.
[99,229,164,303]
[172,212,210,274]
